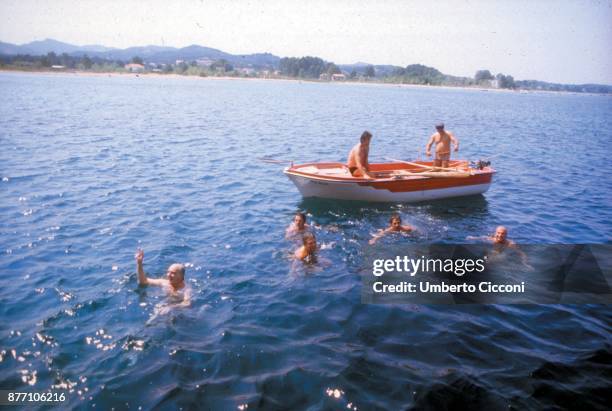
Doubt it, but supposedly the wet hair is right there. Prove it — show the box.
[295,212,306,223]
[435,122,445,130]
[302,232,316,245]
[360,130,372,143]
[389,214,402,224]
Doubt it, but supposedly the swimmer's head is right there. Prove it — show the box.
[166,263,185,287]
[389,214,402,230]
[294,212,306,229]
[302,232,317,253]
[361,130,372,144]
[435,122,445,131]
[494,226,508,244]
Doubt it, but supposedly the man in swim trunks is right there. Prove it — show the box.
[425,123,459,168]
[347,131,374,178]
[135,249,190,303]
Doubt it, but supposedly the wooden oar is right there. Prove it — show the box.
[258,157,293,164]
[409,171,472,178]
[386,158,468,173]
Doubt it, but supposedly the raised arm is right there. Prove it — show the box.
[135,249,166,287]
[135,249,148,285]
[450,132,459,152]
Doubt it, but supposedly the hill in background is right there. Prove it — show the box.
[1,38,610,94]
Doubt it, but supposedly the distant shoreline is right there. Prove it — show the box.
[1,68,608,97]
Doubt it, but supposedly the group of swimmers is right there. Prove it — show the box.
[347,122,459,178]
[134,214,521,303]
[135,122,522,300]
[285,210,520,264]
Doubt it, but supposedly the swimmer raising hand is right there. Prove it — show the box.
[135,249,191,302]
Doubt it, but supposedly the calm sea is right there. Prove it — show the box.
[0,72,611,409]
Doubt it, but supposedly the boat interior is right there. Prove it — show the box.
[289,161,477,180]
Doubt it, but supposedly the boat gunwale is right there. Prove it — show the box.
[284,162,495,184]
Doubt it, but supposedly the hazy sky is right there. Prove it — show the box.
[1,0,611,84]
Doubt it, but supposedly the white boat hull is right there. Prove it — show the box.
[286,173,491,202]
[284,162,495,203]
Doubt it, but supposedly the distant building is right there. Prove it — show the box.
[51,65,65,70]
[125,63,145,72]
[331,73,346,81]
[196,58,215,67]
[319,73,330,81]
[175,60,184,65]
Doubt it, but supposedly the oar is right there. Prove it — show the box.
[258,157,294,165]
[386,158,467,173]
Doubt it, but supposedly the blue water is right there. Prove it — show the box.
[0,72,611,409]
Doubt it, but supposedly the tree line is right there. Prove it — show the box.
[0,52,247,77]
[278,57,340,78]
[2,51,609,94]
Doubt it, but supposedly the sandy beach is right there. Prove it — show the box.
[0,68,536,95]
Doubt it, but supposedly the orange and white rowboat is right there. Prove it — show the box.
[284,160,495,202]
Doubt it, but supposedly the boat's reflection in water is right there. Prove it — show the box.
[298,194,490,221]
[418,194,490,220]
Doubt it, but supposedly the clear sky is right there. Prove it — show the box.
[1,0,611,84]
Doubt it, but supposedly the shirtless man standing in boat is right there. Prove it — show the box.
[347,131,374,179]
[135,249,191,305]
[425,123,459,169]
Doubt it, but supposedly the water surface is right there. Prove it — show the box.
[0,73,611,409]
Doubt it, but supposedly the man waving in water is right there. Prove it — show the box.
[135,249,190,305]
[425,123,459,169]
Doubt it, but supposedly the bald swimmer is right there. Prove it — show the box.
[135,249,191,304]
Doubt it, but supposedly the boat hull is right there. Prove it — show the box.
[284,162,494,203]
